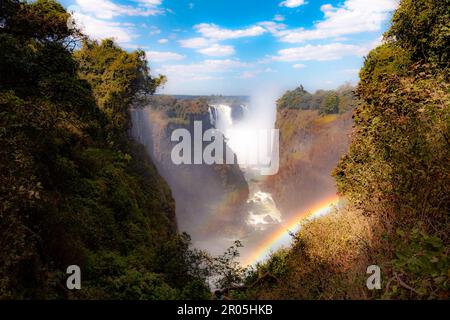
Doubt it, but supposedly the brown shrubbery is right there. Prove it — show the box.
[239,0,449,300]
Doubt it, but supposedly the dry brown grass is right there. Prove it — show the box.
[248,205,390,300]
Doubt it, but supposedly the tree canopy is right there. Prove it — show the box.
[0,0,208,299]
[276,84,356,115]
[234,0,449,300]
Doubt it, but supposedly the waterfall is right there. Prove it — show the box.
[130,107,149,146]
[131,98,283,262]
[208,103,282,231]
[209,104,233,133]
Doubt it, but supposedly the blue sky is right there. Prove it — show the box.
[62,0,398,95]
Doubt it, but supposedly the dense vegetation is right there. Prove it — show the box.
[0,0,210,299]
[145,95,210,125]
[236,0,449,300]
[1,0,448,301]
[276,83,356,115]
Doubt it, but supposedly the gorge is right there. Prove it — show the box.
[130,91,354,264]
[2,0,448,300]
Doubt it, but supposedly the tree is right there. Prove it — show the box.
[385,0,449,66]
[74,39,165,133]
[0,0,209,299]
[333,0,449,299]
[310,89,328,110]
[337,83,357,113]
[276,85,312,110]
[319,91,339,115]
[277,86,356,113]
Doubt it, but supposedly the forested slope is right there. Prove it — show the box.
[130,96,250,253]
[239,0,449,300]
[0,0,209,299]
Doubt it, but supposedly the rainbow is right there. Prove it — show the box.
[244,195,340,266]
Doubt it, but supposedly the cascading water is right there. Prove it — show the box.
[131,91,346,266]
[209,104,233,133]
[131,93,285,264]
[209,103,282,232]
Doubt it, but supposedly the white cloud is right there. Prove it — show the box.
[258,21,287,34]
[71,11,135,43]
[146,51,185,62]
[194,23,266,41]
[293,63,306,69]
[264,67,277,73]
[73,0,163,19]
[123,44,149,50]
[273,14,285,22]
[237,72,256,79]
[198,44,235,57]
[178,37,212,48]
[149,26,161,35]
[274,0,397,42]
[68,0,165,44]
[279,0,306,8]
[135,0,163,6]
[256,56,273,64]
[190,75,224,81]
[273,43,367,61]
[179,22,269,57]
[158,38,169,44]
[343,68,360,74]
[157,59,248,81]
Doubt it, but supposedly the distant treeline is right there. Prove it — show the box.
[146,94,247,124]
[276,83,357,114]
[155,94,249,104]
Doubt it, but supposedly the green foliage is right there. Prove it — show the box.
[236,0,449,300]
[277,85,312,110]
[387,228,449,299]
[319,91,339,115]
[253,249,289,280]
[209,241,246,290]
[337,83,357,113]
[332,0,449,299]
[386,0,450,66]
[277,84,356,115]
[1,0,75,42]
[0,0,209,299]
[106,270,179,300]
[146,95,210,120]
[74,39,164,132]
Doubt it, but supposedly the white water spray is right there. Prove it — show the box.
[209,93,282,231]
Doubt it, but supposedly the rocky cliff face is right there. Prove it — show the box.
[130,98,249,254]
[263,109,353,216]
